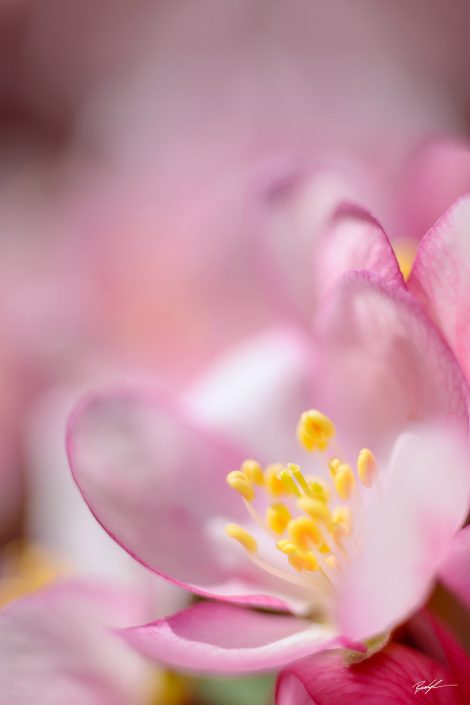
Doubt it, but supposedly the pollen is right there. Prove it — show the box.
[357,448,377,488]
[264,463,287,496]
[226,470,254,502]
[287,516,324,549]
[266,503,291,534]
[297,410,336,452]
[333,463,355,500]
[241,459,265,485]
[225,524,257,553]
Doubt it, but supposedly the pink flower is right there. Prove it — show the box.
[0,580,157,705]
[276,611,470,704]
[66,194,470,676]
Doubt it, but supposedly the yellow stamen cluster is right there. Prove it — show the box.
[225,411,379,581]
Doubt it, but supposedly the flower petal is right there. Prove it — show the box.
[67,387,309,612]
[409,197,470,383]
[313,204,403,300]
[314,271,469,454]
[0,580,151,705]
[276,642,461,705]
[438,525,470,611]
[186,326,315,461]
[336,426,470,641]
[121,601,344,674]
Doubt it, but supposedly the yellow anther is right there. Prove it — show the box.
[334,463,355,500]
[332,506,352,538]
[241,459,264,486]
[225,524,257,553]
[287,463,311,496]
[287,516,324,549]
[328,457,341,477]
[296,410,336,452]
[394,238,416,281]
[288,549,318,572]
[264,464,286,497]
[357,448,377,488]
[308,478,330,503]
[226,471,254,502]
[266,503,291,535]
[279,469,302,497]
[276,539,298,555]
[298,497,332,526]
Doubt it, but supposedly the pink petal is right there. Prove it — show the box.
[67,387,308,612]
[399,139,470,241]
[314,271,469,454]
[438,525,470,611]
[186,326,315,461]
[276,642,461,705]
[409,197,470,383]
[121,601,344,674]
[336,426,470,641]
[253,161,374,324]
[0,580,151,705]
[313,203,403,300]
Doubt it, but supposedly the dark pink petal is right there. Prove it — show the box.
[121,601,345,673]
[276,642,461,705]
[67,387,309,611]
[314,271,469,454]
[409,197,470,383]
[0,580,151,705]
[438,526,470,611]
[313,204,403,300]
[336,426,470,641]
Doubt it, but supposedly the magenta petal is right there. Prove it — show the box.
[438,526,470,611]
[276,642,461,705]
[314,271,469,453]
[409,197,470,383]
[313,203,403,300]
[0,580,150,705]
[67,387,305,611]
[121,601,345,674]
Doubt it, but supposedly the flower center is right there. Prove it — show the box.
[225,410,380,591]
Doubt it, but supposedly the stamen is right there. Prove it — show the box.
[288,463,312,496]
[266,503,291,534]
[287,516,324,549]
[241,459,265,486]
[264,464,287,497]
[333,463,355,500]
[308,478,330,503]
[296,410,336,452]
[279,468,302,497]
[332,506,352,540]
[357,448,377,488]
[226,471,254,502]
[225,524,257,553]
[298,497,332,527]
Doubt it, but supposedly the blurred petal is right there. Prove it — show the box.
[276,642,460,705]
[67,387,308,611]
[186,326,315,461]
[314,204,403,300]
[409,197,470,382]
[399,139,470,240]
[0,580,150,705]
[122,601,344,674]
[336,427,470,641]
[438,526,470,611]
[314,271,469,454]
